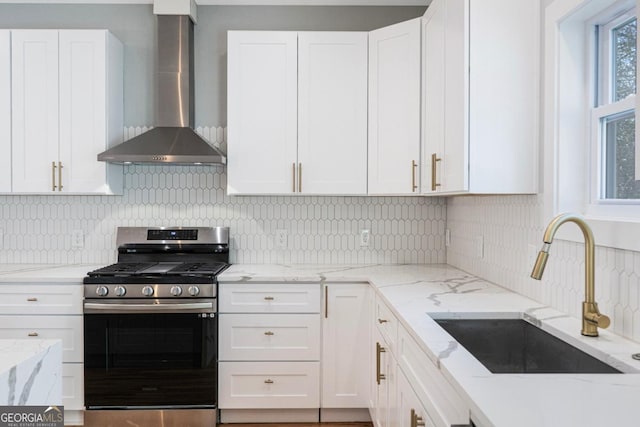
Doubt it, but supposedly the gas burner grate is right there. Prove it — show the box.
[167,262,229,275]
[88,263,157,276]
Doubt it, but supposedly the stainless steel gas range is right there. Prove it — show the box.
[82,226,229,424]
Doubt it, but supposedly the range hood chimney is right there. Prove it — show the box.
[98,2,226,165]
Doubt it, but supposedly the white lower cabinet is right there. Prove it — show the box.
[322,283,371,409]
[0,283,84,416]
[62,363,84,411]
[219,313,320,361]
[372,313,398,427]
[218,282,322,417]
[370,296,469,427]
[218,361,320,409]
[397,368,435,427]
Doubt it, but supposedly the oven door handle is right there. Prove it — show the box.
[83,302,215,314]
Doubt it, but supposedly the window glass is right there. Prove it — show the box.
[613,18,637,101]
[604,111,638,198]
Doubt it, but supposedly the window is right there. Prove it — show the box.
[591,6,637,203]
[544,0,640,252]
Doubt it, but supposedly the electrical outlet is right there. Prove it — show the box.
[445,229,451,247]
[360,229,370,247]
[72,229,84,248]
[275,229,288,249]
[475,235,484,259]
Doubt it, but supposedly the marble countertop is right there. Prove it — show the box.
[0,264,103,282]
[218,264,640,427]
[0,339,62,406]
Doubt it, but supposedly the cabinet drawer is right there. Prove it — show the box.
[0,316,83,362]
[62,363,84,410]
[375,296,398,352]
[397,325,467,427]
[0,285,82,314]
[220,313,320,361]
[218,361,320,409]
[219,283,321,313]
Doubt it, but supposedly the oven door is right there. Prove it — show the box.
[84,299,217,409]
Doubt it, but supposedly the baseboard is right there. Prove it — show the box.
[220,409,319,423]
[320,408,371,422]
[64,410,83,426]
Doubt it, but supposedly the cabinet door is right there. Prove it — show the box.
[220,313,320,361]
[442,0,469,193]
[322,283,370,408]
[0,30,10,193]
[368,19,421,195]
[372,327,396,427]
[11,30,59,193]
[421,3,446,194]
[298,32,368,195]
[227,31,298,194]
[0,315,83,363]
[58,30,109,193]
[62,363,84,410]
[397,369,436,427]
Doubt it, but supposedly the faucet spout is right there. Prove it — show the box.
[530,213,610,337]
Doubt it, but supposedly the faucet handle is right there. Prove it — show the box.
[582,302,611,336]
[585,312,611,329]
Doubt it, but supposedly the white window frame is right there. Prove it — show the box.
[544,0,640,251]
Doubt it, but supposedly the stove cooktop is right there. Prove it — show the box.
[87,262,229,277]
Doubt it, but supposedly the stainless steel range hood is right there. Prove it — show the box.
[98,14,226,165]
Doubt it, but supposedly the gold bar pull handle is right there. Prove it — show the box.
[431,153,441,191]
[411,160,418,192]
[28,332,39,337]
[58,161,63,191]
[298,162,302,193]
[324,286,328,318]
[376,342,386,385]
[52,161,57,191]
[377,318,388,324]
[264,379,274,384]
[264,331,275,336]
[292,163,296,192]
[264,296,274,301]
[411,409,425,427]
[27,297,38,302]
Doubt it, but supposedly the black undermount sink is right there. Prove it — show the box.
[435,318,621,374]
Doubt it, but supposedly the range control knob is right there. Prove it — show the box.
[114,286,127,297]
[96,286,109,297]
[141,286,154,297]
[170,286,183,297]
[187,286,200,297]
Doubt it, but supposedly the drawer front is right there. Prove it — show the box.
[219,283,321,313]
[63,363,84,410]
[397,326,467,427]
[375,296,398,352]
[220,313,320,361]
[218,361,320,409]
[0,285,82,315]
[0,316,83,363]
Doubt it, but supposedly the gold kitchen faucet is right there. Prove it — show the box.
[531,213,610,337]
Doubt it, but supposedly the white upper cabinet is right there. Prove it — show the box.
[0,31,10,193]
[58,30,123,194]
[422,0,539,195]
[10,29,123,195]
[227,31,298,195]
[227,31,368,195]
[11,30,60,193]
[298,32,368,194]
[368,18,422,195]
